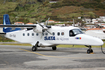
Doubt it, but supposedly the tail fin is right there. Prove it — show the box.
[3,14,21,33]
[3,14,11,25]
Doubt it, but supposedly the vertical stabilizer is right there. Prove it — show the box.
[3,14,11,25]
[3,14,21,33]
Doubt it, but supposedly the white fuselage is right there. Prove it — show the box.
[5,26,103,47]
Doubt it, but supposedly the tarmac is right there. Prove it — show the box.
[0,45,105,70]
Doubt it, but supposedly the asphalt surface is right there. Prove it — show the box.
[0,45,105,70]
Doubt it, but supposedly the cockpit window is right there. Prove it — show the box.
[72,29,83,35]
[69,29,83,36]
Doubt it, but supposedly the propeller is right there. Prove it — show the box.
[36,18,52,38]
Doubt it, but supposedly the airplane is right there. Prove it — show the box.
[85,28,105,40]
[0,14,104,54]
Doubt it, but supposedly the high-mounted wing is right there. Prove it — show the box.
[0,25,36,27]
[1,14,51,34]
[0,14,36,33]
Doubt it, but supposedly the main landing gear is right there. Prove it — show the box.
[32,41,57,51]
[52,46,57,50]
[32,46,37,51]
[85,45,93,54]
[32,41,39,51]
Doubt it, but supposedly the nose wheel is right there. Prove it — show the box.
[85,45,93,54]
[87,49,93,54]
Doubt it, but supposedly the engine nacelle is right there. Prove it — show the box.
[33,24,42,33]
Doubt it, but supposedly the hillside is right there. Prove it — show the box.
[0,0,105,42]
[0,0,105,24]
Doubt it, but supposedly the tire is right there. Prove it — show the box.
[87,49,93,54]
[52,46,57,50]
[32,46,37,51]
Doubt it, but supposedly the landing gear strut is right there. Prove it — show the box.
[85,45,93,54]
[32,41,39,51]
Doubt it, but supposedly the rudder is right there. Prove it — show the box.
[3,14,21,33]
[3,14,11,25]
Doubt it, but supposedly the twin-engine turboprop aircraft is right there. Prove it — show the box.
[0,14,104,54]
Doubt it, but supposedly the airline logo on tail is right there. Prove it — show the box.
[3,14,21,33]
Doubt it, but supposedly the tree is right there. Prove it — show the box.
[94,0,101,3]
[37,0,43,2]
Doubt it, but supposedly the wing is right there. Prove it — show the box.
[0,25,36,27]
[0,25,36,33]
[0,14,36,33]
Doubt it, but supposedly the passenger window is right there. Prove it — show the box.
[61,32,64,36]
[57,32,60,36]
[45,33,48,36]
[32,33,34,36]
[52,32,55,35]
[27,33,29,36]
[36,33,39,36]
[23,33,25,36]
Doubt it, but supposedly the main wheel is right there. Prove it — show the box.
[87,49,93,54]
[32,46,37,51]
[52,46,57,50]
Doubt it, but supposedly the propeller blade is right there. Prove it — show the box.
[37,21,52,36]
[37,21,44,28]
[41,33,43,39]
[39,23,44,28]
[46,17,50,26]
[46,30,52,35]
[41,29,46,39]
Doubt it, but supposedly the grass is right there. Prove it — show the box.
[0,43,105,48]
[57,44,105,48]
[0,43,31,46]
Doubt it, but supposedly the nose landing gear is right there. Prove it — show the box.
[87,48,93,54]
[85,45,93,54]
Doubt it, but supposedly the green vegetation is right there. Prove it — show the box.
[0,0,105,24]
[0,0,105,42]
[0,43,104,48]
[57,44,105,48]
[0,43,32,46]
[0,36,14,42]
[51,0,105,9]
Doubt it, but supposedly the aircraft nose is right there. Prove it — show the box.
[78,34,104,46]
[87,35,104,46]
[96,38,104,46]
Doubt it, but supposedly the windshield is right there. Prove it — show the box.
[69,29,83,36]
[72,29,83,35]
